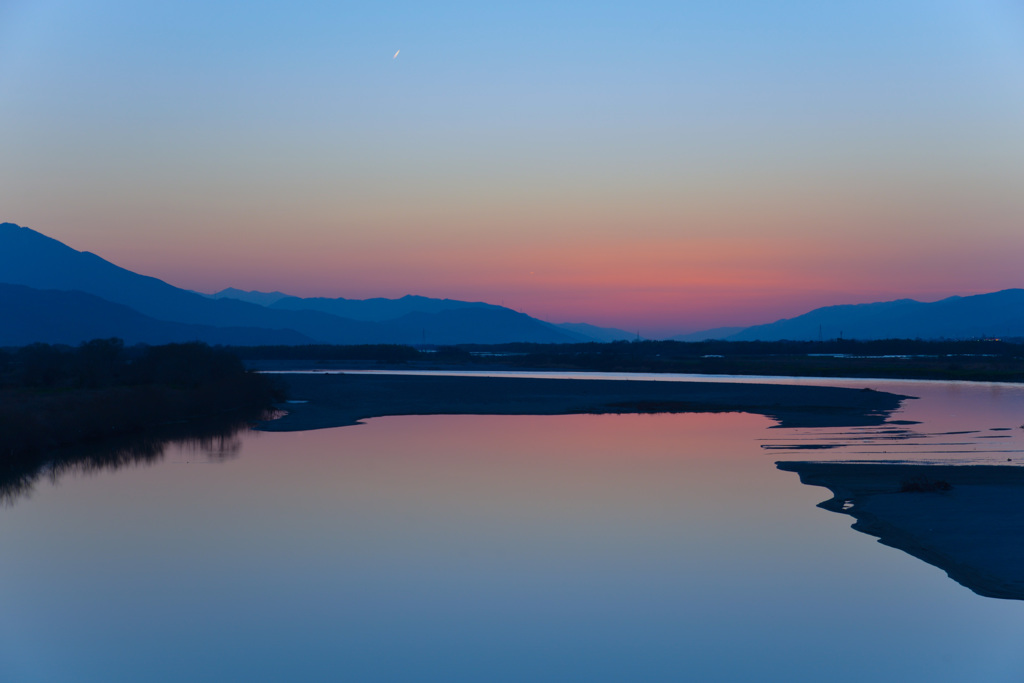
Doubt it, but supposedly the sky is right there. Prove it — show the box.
[2,0,1023,337]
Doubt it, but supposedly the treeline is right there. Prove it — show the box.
[228,344,420,362]
[0,340,281,460]
[226,338,1024,382]
[465,339,1024,381]
[222,338,1024,364]
[464,339,1023,379]
[459,338,1024,359]
[0,338,269,389]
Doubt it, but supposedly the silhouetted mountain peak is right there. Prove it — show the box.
[0,222,180,294]
[209,288,293,306]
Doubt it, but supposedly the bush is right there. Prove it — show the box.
[0,340,280,460]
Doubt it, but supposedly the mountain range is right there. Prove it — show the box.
[0,222,634,346]
[1,221,1020,346]
[0,283,314,347]
[723,290,1024,341]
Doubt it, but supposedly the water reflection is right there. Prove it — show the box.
[769,380,1024,601]
[0,416,250,505]
[3,408,1024,682]
[757,379,1024,464]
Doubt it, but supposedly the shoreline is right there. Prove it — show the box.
[255,365,1024,389]
[243,355,1024,385]
[256,372,911,432]
[777,461,1024,600]
[245,360,1024,387]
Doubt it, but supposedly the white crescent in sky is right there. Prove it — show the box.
[393,50,400,59]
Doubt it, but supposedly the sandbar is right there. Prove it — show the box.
[778,461,1024,600]
[257,373,908,432]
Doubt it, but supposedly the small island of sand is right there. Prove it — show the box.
[258,372,910,432]
[778,461,1024,601]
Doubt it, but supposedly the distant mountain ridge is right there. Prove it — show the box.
[0,283,314,346]
[0,222,603,346]
[0,223,393,343]
[271,294,501,322]
[215,288,633,342]
[2,222,1020,346]
[555,322,638,342]
[728,290,1024,341]
[208,288,291,307]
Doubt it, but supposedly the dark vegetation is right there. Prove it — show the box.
[232,344,421,362]
[457,339,1024,380]
[233,338,1024,382]
[0,339,281,464]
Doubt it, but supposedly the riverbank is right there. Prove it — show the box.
[1,381,274,455]
[257,372,911,431]
[777,461,1024,600]
[238,337,1024,384]
[0,341,281,464]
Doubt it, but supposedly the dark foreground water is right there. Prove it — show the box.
[2,377,1024,682]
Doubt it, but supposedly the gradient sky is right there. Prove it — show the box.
[2,1,1023,336]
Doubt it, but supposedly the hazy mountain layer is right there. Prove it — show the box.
[5,222,1021,345]
[270,294,500,322]
[0,223,584,345]
[729,290,1024,341]
[0,283,314,346]
[0,223,391,343]
[217,289,606,341]
[209,288,291,306]
[376,308,587,345]
[555,322,638,342]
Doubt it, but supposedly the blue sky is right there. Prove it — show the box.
[2,1,1023,334]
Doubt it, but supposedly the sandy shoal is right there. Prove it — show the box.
[257,373,908,432]
[778,461,1024,600]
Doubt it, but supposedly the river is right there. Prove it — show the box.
[2,374,1023,681]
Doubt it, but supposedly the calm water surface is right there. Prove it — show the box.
[2,376,1024,682]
